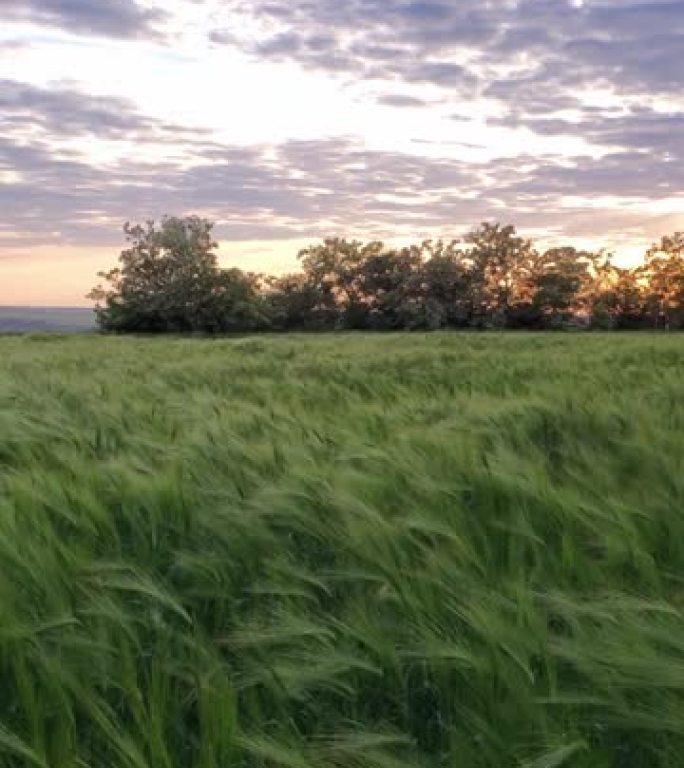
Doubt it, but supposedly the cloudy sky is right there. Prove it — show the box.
[1,0,683,305]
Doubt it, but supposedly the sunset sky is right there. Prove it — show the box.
[1,0,683,306]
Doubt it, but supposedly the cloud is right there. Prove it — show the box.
[0,79,213,145]
[215,0,684,108]
[1,0,682,270]
[491,107,684,167]
[209,0,683,222]
[1,0,166,39]
[1,109,680,256]
[1,79,158,139]
[375,94,434,108]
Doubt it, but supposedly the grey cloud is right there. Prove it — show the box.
[481,149,681,201]
[220,0,494,83]
[376,95,433,108]
[400,2,452,22]
[1,80,155,139]
[254,32,302,56]
[215,0,683,133]
[1,0,166,39]
[405,62,478,88]
[1,0,680,264]
[491,107,684,164]
[0,80,212,144]
[208,29,238,45]
[1,122,679,254]
[0,131,482,248]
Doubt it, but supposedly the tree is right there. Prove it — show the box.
[89,217,265,332]
[528,247,599,327]
[353,245,423,329]
[590,264,646,329]
[416,240,472,328]
[204,268,268,332]
[264,273,334,330]
[89,216,682,334]
[463,223,537,326]
[296,238,369,326]
[642,233,684,329]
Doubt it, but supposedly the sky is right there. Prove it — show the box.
[1,0,683,306]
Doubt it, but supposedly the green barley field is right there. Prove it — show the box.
[1,332,683,768]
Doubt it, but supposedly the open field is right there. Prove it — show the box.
[0,333,683,767]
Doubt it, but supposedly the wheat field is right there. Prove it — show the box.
[0,332,683,767]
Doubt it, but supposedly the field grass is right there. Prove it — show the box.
[0,332,683,768]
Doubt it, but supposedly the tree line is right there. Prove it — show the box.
[89,216,684,332]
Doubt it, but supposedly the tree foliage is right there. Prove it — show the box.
[91,218,684,332]
[89,217,265,332]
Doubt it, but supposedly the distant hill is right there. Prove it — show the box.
[0,307,96,333]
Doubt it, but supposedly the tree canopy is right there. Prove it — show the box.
[90,217,684,332]
[89,217,265,333]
